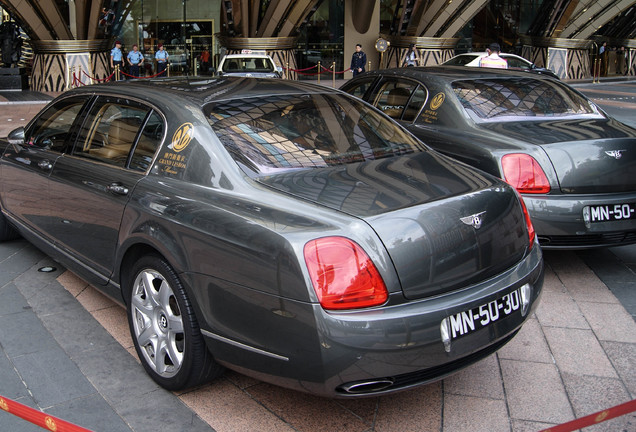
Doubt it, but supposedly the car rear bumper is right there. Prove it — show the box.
[196,243,543,397]
[523,193,636,249]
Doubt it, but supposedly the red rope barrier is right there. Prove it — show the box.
[120,69,168,79]
[283,65,318,72]
[0,394,94,431]
[540,398,636,432]
[81,70,114,82]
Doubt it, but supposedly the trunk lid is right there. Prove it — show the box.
[259,151,530,299]
[480,118,636,193]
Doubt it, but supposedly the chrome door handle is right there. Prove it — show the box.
[38,160,53,170]
[107,183,129,195]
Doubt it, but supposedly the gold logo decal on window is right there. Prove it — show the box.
[171,123,194,153]
[430,93,445,110]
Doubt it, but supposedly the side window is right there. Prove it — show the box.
[26,98,87,152]
[374,81,417,120]
[130,111,163,172]
[73,98,150,168]
[342,77,376,100]
[403,85,428,122]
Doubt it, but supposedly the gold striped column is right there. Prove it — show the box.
[30,39,111,92]
[216,35,298,79]
[520,36,593,80]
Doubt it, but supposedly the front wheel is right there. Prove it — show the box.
[126,254,223,390]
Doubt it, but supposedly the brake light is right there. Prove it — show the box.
[517,193,536,249]
[501,154,551,194]
[304,237,388,310]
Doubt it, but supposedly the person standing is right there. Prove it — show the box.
[110,40,124,79]
[403,43,419,67]
[199,46,211,75]
[155,43,169,77]
[599,42,608,76]
[127,44,144,78]
[479,42,508,69]
[350,44,367,77]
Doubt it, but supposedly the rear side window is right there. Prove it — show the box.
[373,81,418,120]
[26,98,87,152]
[205,93,426,176]
[452,78,603,122]
[341,77,376,99]
[73,98,151,168]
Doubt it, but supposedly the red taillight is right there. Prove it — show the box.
[517,193,536,249]
[501,154,551,194]
[303,237,388,310]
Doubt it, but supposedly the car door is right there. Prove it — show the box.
[0,96,89,238]
[48,96,164,281]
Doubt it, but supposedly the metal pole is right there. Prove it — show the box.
[332,61,335,88]
[317,61,320,84]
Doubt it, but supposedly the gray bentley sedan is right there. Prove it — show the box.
[342,66,636,249]
[0,77,543,397]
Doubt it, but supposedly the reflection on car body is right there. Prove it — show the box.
[0,77,542,397]
[216,52,282,78]
[341,66,636,249]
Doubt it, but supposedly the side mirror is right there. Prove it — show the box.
[7,127,25,145]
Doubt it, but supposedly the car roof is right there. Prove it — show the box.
[221,53,272,59]
[60,77,339,108]
[356,65,549,82]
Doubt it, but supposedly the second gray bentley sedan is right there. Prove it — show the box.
[342,66,636,249]
[0,77,542,397]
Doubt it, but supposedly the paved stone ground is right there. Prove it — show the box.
[1,90,635,432]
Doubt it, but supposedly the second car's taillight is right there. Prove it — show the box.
[304,237,388,310]
[501,154,551,194]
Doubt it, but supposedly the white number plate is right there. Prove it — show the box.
[586,203,636,223]
[449,289,521,339]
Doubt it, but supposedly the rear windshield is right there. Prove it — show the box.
[204,93,426,176]
[452,78,603,122]
[221,57,274,73]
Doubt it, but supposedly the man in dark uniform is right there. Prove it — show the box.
[350,43,367,77]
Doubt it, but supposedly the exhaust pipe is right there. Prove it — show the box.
[338,379,394,394]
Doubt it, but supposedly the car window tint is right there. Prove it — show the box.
[74,99,150,168]
[130,111,163,172]
[403,85,428,122]
[26,98,86,152]
[374,81,416,120]
[205,93,427,176]
[342,77,376,99]
[452,78,603,122]
[505,58,527,68]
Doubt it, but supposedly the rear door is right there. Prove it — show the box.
[1,96,89,238]
[48,96,164,279]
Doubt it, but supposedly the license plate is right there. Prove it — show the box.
[585,203,636,223]
[448,289,521,340]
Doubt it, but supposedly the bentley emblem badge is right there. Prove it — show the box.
[605,150,625,159]
[460,211,486,229]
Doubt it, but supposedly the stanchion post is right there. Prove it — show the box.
[167,63,170,77]
[67,66,72,90]
[332,62,336,88]
[368,60,371,72]
[286,62,289,80]
[78,65,82,86]
[115,65,120,81]
[317,61,321,84]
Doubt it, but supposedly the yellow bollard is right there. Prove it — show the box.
[317,61,321,84]
[167,63,170,77]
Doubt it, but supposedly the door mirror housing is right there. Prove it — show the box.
[7,127,25,145]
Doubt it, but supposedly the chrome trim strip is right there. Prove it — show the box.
[200,330,289,361]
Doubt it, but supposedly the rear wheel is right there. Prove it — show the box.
[126,254,223,390]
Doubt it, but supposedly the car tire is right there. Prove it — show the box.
[126,254,224,390]
[0,211,20,241]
